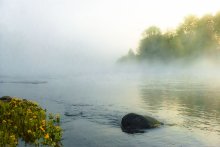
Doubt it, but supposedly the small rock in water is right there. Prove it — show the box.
[64,112,75,116]
[64,111,83,117]
[0,96,12,102]
[121,113,162,133]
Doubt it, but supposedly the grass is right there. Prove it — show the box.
[0,96,62,146]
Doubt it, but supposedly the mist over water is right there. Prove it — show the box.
[1,1,220,147]
[1,0,220,78]
[0,0,125,77]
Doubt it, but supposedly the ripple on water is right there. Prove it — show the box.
[63,103,125,128]
[0,80,48,84]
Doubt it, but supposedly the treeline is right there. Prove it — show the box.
[119,12,220,63]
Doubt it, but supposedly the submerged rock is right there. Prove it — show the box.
[0,96,12,102]
[121,113,162,133]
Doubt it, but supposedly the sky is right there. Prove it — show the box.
[0,0,220,75]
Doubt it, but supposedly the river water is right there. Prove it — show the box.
[0,71,220,147]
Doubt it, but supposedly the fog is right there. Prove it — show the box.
[0,0,126,76]
[2,2,220,146]
[1,0,220,77]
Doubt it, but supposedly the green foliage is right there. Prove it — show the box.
[0,97,62,147]
[120,12,220,63]
[118,49,136,63]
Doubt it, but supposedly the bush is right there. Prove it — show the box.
[0,96,62,146]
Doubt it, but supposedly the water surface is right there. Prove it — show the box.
[0,72,220,147]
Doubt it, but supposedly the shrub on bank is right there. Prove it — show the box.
[0,96,62,147]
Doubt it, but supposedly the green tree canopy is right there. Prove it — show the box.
[119,11,220,63]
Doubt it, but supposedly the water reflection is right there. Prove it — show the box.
[140,76,220,133]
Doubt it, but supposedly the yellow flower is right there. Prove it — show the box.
[42,120,46,126]
[44,133,49,139]
[33,115,37,119]
[55,114,60,118]
[55,114,60,122]
[55,126,61,131]
[27,130,32,134]
[27,109,32,113]
[40,126,45,132]
[10,134,17,142]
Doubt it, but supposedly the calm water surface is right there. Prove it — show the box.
[1,72,220,147]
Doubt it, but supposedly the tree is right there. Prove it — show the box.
[142,26,161,38]
[120,12,220,63]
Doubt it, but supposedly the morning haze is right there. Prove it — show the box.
[1,0,220,146]
[1,0,220,76]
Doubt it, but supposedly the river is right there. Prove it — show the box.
[0,71,220,147]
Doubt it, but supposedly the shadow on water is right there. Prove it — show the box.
[139,75,220,133]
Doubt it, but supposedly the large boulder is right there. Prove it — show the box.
[121,113,162,133]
